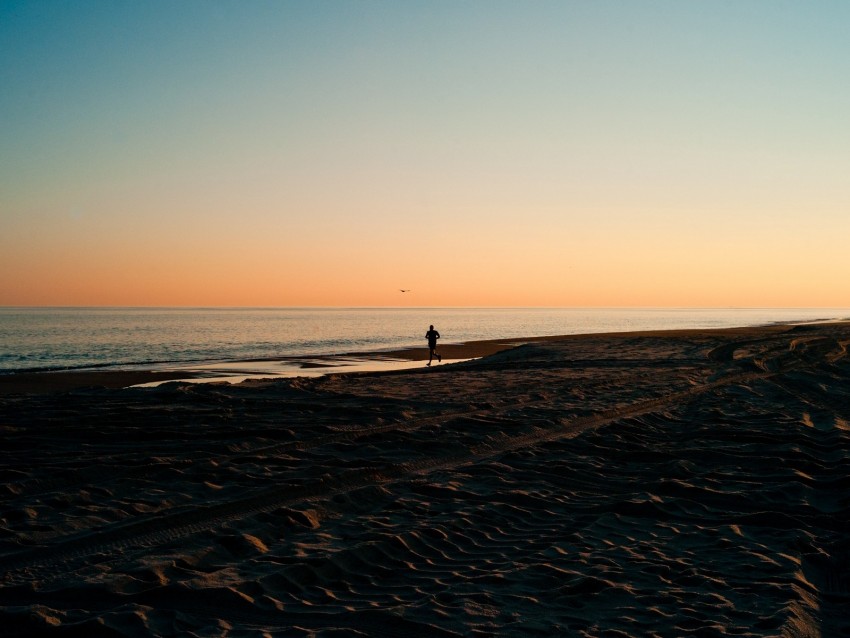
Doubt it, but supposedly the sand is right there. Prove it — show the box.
[1,323,849,636]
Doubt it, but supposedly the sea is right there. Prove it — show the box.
[1,307,849,375]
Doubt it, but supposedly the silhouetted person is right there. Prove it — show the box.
[426,325,441,366]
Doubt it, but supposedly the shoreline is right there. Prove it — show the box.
[1,321,843,395]
[0,336,536,395]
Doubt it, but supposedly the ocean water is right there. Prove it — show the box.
[1,307,848,374]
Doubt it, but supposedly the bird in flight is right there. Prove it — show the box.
[400,289,410,293]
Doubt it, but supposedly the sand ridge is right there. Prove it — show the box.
[1,323,849,636]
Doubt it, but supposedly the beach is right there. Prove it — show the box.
[1,322,849,636]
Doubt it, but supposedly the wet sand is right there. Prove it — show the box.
[1,323,849,636]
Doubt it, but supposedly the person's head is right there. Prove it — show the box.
[429,325,434,330]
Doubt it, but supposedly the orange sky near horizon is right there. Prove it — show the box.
[2,3,849,308]
[3,197,847,308]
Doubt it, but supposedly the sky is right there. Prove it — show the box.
[1,1,849,308]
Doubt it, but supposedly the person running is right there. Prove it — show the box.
[425,325,441,366]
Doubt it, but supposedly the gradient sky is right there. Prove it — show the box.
[2,1,849,307]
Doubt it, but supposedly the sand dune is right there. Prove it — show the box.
[1,323,849,636]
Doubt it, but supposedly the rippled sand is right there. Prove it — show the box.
[1,323,849,636]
